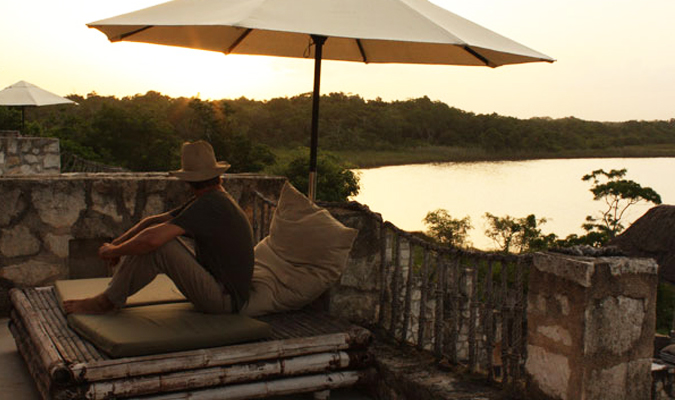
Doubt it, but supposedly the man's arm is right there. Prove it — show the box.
[99,222,185,260]
[111,211,174,246]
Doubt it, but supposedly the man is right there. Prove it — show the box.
[64,141,254,314]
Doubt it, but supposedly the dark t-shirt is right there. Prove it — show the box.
[170,190,254,312]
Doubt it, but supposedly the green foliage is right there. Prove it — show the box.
[269,148,360,202]
[559,168,662,247]
[0,106,21,131]
[484,213,557,253]
[423,209,472,248]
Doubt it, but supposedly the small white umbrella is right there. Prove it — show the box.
[0,81,77,133]
[89,0,554,199]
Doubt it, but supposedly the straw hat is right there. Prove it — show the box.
[169,141,230,182]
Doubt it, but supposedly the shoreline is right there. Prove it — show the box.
[330,145,675,169]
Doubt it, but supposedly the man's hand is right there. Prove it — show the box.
[98,242,118,259]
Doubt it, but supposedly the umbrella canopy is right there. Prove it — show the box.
[89,0,554,199]
[0,80,77,132]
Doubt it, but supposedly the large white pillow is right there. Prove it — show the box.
[241,183,358,316]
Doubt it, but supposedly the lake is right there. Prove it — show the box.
[352,158,675,250]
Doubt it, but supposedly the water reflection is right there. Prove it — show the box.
[352,158,675,250]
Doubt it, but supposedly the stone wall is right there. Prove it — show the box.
[525,252,658,400]
[0,173,286,315]
[0,135,60,176]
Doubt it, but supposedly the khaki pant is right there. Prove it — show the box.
[103,239,233,314]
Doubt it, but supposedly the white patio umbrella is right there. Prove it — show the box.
[88,0,554,200]
[0,80,77,133]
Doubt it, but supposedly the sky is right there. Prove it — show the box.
[1,0,674,122]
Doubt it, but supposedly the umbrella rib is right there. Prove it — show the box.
[356,39,369,64]
[119,26,154,41]
[462,45,493,68]
[227,29,253,54]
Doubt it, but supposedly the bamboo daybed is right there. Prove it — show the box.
[8,285,373,400]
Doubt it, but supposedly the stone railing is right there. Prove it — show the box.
[0,135,60,176]
[0,173,286,315]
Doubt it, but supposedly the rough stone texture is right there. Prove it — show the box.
[0,261,65,287]
[324,202,382,325]
[0,173,286,316]
[32,182,86,228]
[525,345,570,400]
[0,188,25,227]
[0,226,40,258]
[583,295,645,356]
[0,136,60,176]
[533,252,594,287]
[44,233,72,258]
[369,338,503,400]
[526,252,658,400]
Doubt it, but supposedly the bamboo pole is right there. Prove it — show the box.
[485,260,495,381]
[27,288,79,363]
[402,241,415,343]
[145,370,367,400]
[71,330,369,382]
[377,223,388,327]
[468,260,478,372]
[434,253,445,358]
[10,289,72,385]
[85,351,367,399]
[40,288,103,361]
[446,257,459,364]
[9,314,53,400]
[417,250,430,351]
[388,234,402,338]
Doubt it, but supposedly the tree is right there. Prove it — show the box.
[270,148,360,202]
[423,209,472,248]
[562,168,662,246]
[484,213,557,253]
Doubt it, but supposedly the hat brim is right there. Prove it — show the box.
[169,163,230,182]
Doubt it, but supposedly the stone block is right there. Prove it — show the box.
[0,188,25,226]
[43,153,60,169]
[32,182,86,228]
[0,261,65,287]
[583,295,645,356]
[142,193,166,217]
[44,233,72,258]
[0,226,40,258]
[92,182,123,222]
[533,252,594,287]
[525,344,570,400]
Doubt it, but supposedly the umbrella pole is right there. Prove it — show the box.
[308,35,327,202]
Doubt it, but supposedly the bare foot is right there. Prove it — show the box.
[63,293,116,314]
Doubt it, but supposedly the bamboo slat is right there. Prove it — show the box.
[9,315,52,400]
[85,351,366,399]
[9,289,72,385]
[38,287,104,361]
[388,235,402,337]
[485,260,495,381]
[468,261,478,372]
[144,370,367,400]
[401,241,415,343]
[377,224,388,327]
[417,250,430,351]
[434,253,445,358]
[72,328,370,382]
[446,258,459,364]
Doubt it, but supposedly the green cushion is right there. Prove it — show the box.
[68,302,271,358]
[54,274,187,311]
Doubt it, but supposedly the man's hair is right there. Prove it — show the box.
[187,176,221,190]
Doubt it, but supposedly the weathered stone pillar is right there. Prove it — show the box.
[525,252,657,400]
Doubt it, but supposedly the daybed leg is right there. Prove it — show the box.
[313,389,330,400]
